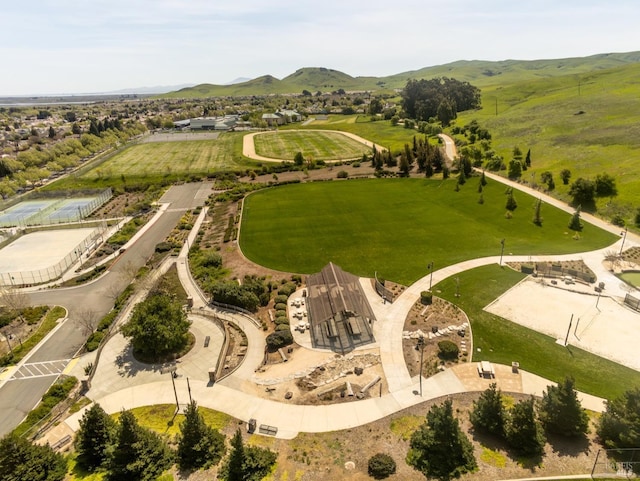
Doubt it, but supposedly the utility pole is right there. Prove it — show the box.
[564,314,573,346]
[417,335,425,396]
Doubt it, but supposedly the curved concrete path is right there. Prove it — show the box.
[57,138,639,441]
[242,130,386,163]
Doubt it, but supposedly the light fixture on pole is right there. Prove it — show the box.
[619,227,628,256]
[416,335,425,397]
[499,239,505,266]
[427,262,434,291]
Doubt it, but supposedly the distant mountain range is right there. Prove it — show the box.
[160,51,640,98]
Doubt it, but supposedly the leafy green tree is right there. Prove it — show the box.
[597,387,640,450]
[568,206,583,231]
[368,453,396,479]
[48,126,56,139]
[594,173,618,197]
[506,397,546,457]
[505,190,518,211]
[369,98,383,115]
[177,401,226,470]
[293,151,305,166]
[120,292,191,359]
[0,433,67,481]
[224,429,245,481]
[539,377,589,437]
[399,153,410,176]
[507,159,522,180]
[533,198,543,226]
[470,383,506,437]
[75,403,117,471]
[209,280,260,312]
[560,169,571,185]
[108,410,173,481]
[220,428,277,481]
[569,178,595,207]
[407,399,477,480]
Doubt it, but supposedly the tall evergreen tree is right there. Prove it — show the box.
[75,403,116,471]
[568,206,583,231]
[506,190,518,211]
[0,433,67,481]
[539,377,589,437]
[177,401,226,470]
[470,383,506,437]
[480,170,487,186]
[225,429,246,481]
[533,198,543,226]
[525,148,531,167]
[598,387,640,452]
[108,410,172,481]
[506,397,546,457]
[407,399,477,480]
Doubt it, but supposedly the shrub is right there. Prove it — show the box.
[274,317,290,326]
[438,340,459,360]
[520,264,534,274]
[155,242,172,253]
[420,291,433,305]
[277,282,297,297]
[274,303,287,311]
[266,330,293,350]
[275,324,290,331]
[337,170,349,179]
[368,453,396,479]
[85,331,105,352]
[274,295,288,304]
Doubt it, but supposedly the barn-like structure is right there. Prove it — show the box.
[306,262,376,352]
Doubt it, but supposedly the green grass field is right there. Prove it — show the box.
[240,178,617,285]
[284,115,421,153]
[435,264,640,400]
[48,132,253,190]
[253,130,371,161]
[455,62,640,219]
[618,271,640,288]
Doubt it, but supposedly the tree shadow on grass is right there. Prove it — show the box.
[471,429,544,471]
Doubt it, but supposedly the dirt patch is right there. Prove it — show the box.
[172,392,601,481]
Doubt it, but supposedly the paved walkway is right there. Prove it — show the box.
[51,147,639,441]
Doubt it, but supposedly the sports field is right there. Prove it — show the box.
[253,130,371,161]
[81,132,248,182]
[240,178,617,285]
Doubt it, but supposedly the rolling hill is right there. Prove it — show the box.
[162,51,640,98]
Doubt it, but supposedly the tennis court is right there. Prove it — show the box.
[0,227,103,286]
[0,200,57,227]
[0,189,111,227]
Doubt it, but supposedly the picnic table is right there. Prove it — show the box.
[478,361,495,378]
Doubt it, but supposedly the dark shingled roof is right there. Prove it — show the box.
[306,262,376,352]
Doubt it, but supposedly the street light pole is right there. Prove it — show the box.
[499,239,505,266]
[428,262,434,291]
[417,335,425,397]
[619,227,628,256]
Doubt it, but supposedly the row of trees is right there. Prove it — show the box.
[73,401,276,480]
[407,378,589,480]
[401,78,481,126]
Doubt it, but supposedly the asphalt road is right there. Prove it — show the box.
[0,182,211,436]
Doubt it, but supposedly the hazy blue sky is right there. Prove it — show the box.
[1,0,638,95]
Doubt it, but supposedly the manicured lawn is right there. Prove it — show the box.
[50,132,253,189]
[435,264,640,400]
[240,178,617,285]
[285,114,422,153]
[253,130,371,161]
[618,271,640,289]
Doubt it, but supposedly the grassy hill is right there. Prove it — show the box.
[162,51,640,97]
[455,60,640,220]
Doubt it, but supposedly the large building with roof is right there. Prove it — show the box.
[306,262,376,353]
